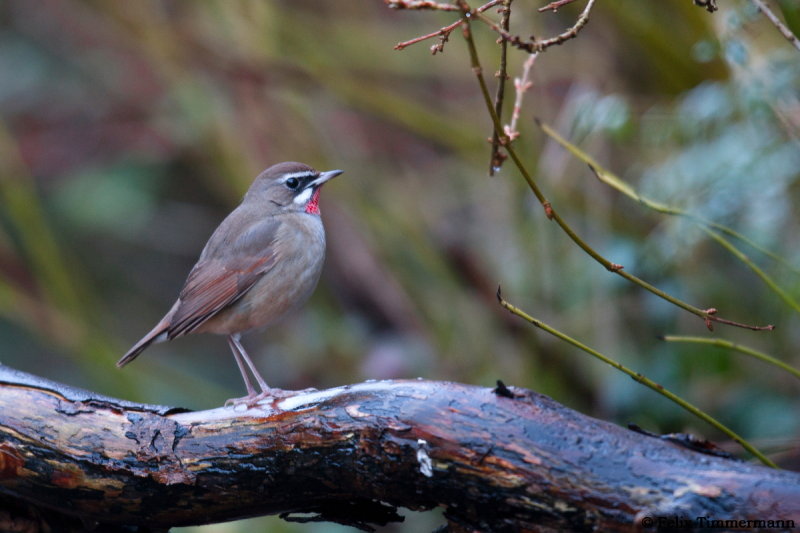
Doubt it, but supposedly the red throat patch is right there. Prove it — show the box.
[305,187,321,215]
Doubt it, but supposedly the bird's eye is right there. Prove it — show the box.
[285,177,300,190]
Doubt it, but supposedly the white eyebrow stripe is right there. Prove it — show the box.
[280,171,316,182]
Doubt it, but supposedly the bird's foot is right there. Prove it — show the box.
[224,387,308,410]
[224,390,271,409]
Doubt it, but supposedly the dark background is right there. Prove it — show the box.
[0,1,798,531]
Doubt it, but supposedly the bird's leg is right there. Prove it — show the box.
[226,334,258,405]
[225,334,274,407]
[230,333,271,393]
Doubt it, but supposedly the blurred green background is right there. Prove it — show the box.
[1,0,799,531]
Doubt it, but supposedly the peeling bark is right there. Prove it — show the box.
[0,364,798,532]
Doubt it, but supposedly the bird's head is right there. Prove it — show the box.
[247,161,343,215]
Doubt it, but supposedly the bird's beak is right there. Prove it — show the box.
[307,169,343,189]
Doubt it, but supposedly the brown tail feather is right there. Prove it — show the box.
[117,322,169,368]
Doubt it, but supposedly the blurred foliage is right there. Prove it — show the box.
[0,0,799,531]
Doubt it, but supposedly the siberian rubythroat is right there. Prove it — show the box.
[117,162,343,405]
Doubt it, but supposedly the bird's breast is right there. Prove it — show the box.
[201,214,326,334]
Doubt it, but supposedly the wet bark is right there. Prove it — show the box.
[0,364,798,532]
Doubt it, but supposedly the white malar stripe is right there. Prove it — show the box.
[293,187,313,205]
[280,171,315,183]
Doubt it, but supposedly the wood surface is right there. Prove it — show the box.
[1,364,798,532]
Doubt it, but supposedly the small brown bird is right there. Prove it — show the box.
[117,161,343,405]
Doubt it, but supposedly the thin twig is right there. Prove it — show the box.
[539,121,798,275]
[489,0,513,175]
[386,0,460,11]
[496,287,777,468]
[751,0,800,52]
[394,20,462,52]
[538,119,798,315]
[393,0,502,52]
[504,52,538,141]
[538,0,581,12]
[458,8,774,333]
[698,225,799,314]
[536,0,595,50]
[474,0,596,53]
[660,335,800,381]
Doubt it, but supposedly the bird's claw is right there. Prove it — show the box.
[224,387,309,410]
[224,390,272,409]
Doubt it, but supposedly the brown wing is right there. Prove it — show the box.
[166,217,282,338]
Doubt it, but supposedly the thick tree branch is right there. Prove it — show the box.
[0,364,799,532]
